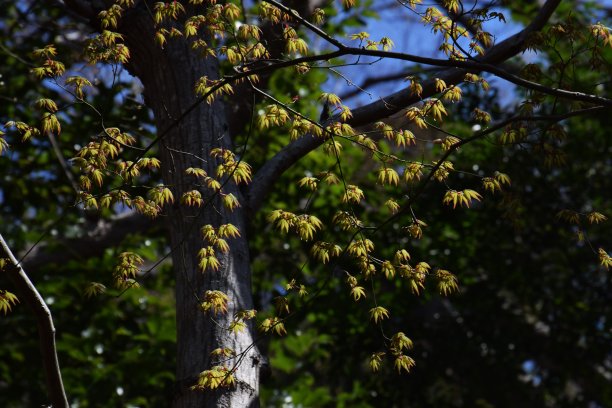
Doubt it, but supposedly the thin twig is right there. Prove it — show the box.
[47,132,80,194]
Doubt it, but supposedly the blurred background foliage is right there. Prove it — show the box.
[0,0,610,407]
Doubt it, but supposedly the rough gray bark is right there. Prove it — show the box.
[115,6,262,407]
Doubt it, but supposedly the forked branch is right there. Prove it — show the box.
[246,0,601,213]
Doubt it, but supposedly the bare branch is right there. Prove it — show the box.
[48,132,80,194]
[339,67,440,100]
[0,234,69,408]
[61,0,107,22]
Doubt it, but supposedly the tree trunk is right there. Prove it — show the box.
[118,7,262,408]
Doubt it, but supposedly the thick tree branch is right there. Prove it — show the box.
[21,211,155,272]
[246,0,583,213]
[0,234,69,408]
[91,0,606,185]
[336,47,612,109]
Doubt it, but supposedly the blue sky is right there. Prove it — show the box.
[320,0,611,108]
